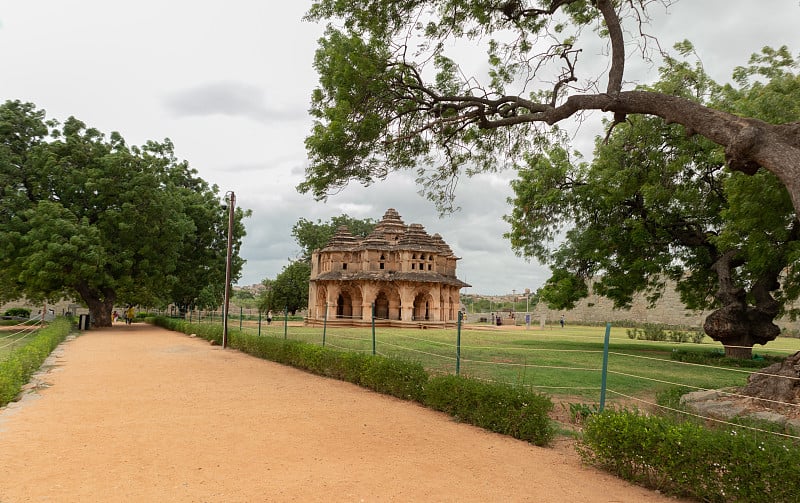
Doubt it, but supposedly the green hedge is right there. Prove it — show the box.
[149,316,554,445]
[0,318,72,407]
[424,374,553,445]
[578,409,800,502]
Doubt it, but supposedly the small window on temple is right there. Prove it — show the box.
[412,263,416,270]
[428,264,432,270]
[379,262,385,269]
[420,254,426,260]
[412,253,417,259]
[342,263,347,270]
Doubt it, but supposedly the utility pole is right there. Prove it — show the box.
[222,191,235,349]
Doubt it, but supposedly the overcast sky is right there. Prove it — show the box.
[1,1,797,295]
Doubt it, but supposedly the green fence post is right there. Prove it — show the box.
[371,302,376,355]
[284,306,288,339]
[239,306,243,330]
[600,322,611,412]
[258,310,262,337]
[322,303,328,347]
[456,311,462,375]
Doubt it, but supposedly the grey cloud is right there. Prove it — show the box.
[163,81,303,124]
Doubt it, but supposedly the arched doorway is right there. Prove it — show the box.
[337,291,353,319]
[413,292,432,321]
[374,292,390,319]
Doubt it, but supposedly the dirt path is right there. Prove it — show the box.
[0,324,681,502]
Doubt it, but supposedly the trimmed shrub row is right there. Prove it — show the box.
[0,318,72,407]
[150,316,554,446]
[578,409,800,502]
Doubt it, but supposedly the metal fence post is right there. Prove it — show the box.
[322,303,328,346]
[371,302,376,355]
[258,310,262,337]
[284,306,288,339]
[456,311,462,375]
[600,322,611,412]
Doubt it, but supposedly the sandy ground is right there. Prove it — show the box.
[0,323,682,502]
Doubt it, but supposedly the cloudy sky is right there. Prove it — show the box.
[1,1,797,295]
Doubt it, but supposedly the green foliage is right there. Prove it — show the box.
[150,316,555,446]
[3,307,31,318]
[0,318,71,406]
[578,409,800,502]
[567,402,599,425]
[506,51,800,352]
[0,101,249,325]
[423,375,554,446]
[260,261,311,315]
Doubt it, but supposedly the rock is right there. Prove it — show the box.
[687,400,748,420]
[748,411,787,426]
[741,351,800,404]
[680,389,723,405]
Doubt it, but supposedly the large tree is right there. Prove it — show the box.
[0,100,248,326]
[505,49,800,358]
[300,1,800,217]
[260,261,312,315]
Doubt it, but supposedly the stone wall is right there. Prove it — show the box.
[481,280,799,334]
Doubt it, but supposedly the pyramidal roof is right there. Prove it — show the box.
[320,209,457,257]
[322,225,360,251]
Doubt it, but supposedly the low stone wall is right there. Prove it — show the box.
[470,282,799,334]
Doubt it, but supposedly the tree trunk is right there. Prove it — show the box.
[74,283,116,328]
[703,301,780,360]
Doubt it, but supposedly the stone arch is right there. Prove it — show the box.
[336,291,352,319]
[336,285,364,320]
[413,291,434,321]
[374,291,390,319]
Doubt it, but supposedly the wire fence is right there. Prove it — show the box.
[0,318,42,353]
[153,308,800,442]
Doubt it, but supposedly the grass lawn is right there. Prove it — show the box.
[231,321,800,407]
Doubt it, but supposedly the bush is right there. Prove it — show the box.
[423,375,554,445]
[578,409,800,502]
[0,318,71,407]
[3,307,31,318]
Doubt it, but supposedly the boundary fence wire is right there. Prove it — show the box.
[151,308,800,442]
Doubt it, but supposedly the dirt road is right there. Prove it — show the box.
[0,323,680,502]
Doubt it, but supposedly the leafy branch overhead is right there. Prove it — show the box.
[301,0,800,216]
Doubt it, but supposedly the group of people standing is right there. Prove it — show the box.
[111,306,136,325]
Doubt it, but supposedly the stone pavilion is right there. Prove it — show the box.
[306,209,470,327]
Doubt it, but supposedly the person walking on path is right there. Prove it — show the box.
[125,306,135,325]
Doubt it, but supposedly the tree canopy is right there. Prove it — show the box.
[505,49,800,357]
[0,100,249,326]
[300,1,800,216]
